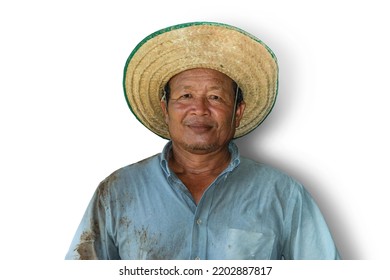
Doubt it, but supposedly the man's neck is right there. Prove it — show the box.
[168,142,231,176]
[167,141,232,204]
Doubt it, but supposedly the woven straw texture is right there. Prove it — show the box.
[124,22,278,139]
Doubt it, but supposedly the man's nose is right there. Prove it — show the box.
[190,96,210,115]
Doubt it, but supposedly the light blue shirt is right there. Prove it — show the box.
[65,141,340,260]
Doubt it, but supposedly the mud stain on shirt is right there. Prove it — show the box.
[76,231,98,260]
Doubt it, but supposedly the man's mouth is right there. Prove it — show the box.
[185,120,214,133]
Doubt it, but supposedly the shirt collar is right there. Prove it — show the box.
[160,141,241,177]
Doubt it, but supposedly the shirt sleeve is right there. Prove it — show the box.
[65,182,120,260]
[282,181,341,260]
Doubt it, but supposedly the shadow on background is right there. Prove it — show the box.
[234,69,361,260]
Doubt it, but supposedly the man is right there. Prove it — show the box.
[65,22,340,260]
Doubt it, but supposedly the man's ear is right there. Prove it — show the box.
[234,101,246,128]
[160,99,169,124]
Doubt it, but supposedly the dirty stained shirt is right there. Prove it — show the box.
[65,141,340,260]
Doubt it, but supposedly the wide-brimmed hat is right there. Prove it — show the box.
[123,22,278,139]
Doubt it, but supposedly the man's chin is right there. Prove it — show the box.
[183,142,218,154]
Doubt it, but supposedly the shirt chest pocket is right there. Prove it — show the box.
[225,228,275,260]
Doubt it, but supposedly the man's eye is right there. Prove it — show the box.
[209,95,221,100]
[179,93,192,99]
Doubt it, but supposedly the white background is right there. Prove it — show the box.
[1,0,389,274]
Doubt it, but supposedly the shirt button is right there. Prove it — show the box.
[196,219,202,225]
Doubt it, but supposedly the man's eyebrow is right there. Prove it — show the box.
[178,85,222,90]
[208,85,224,90]
[174,82,225,91]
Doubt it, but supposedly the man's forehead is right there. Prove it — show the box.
[169,68,234,85]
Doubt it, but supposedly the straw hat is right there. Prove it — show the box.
[123,22,278,139]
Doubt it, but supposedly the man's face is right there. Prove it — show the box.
[161,68,246,154]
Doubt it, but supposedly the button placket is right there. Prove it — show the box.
[189,164,234,260]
